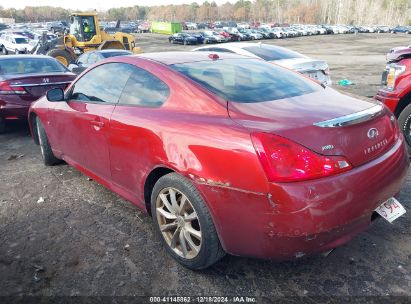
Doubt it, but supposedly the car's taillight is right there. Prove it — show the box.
[0,81,27,95]
[251,133,352,182]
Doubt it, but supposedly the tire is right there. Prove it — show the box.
[15,49,18,54]
[0,118,5,134]
[46,48,73,67]
[2,46,8,55]
[151,173,225,270]
[36,117,62,166]
[398,103,411,155]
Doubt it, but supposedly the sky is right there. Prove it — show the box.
[0,0,230,10]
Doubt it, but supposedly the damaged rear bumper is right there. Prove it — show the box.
[195,137,409,260]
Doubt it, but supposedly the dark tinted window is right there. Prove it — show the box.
[0,57,68,74]
[15,37,28,44]
[243,45,304,61]
[119,67,169,107]
[101,51,131,58]
[171,58,319,103]
[70,63,133,103]
[197,47,234,53]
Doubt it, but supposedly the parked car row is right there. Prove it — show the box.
[0,29,58,55]
[169,23,411,47]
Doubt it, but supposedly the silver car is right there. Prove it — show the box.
[192,42,332,86]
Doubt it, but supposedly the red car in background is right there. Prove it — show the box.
[29,52,409,269]
[375,47,411,153]
[0,55,76,132]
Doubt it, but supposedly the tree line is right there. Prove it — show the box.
[0,0,410,26]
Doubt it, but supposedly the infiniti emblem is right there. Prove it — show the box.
[367,128,379,139]
[43,78,50,83]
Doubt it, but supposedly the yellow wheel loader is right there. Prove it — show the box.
[31,12,141,66]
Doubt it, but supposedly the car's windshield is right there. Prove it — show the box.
[0,58,68,74]
[15,38,28,44]
[171,58,319,103]
[243,45,304,61]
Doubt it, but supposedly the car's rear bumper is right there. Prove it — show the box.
[375,89,401,113]
[196,137,409,260]
[0,102,30,121]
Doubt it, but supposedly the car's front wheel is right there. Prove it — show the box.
[151,173,225,269]
[36,117,62,166]
[398,103,411,155]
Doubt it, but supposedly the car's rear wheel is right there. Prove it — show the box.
[398,103,411,155]
[36,117,62,166]
[151,173,225,269]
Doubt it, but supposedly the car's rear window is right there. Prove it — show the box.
[171,58,319,103]
[0,58,68,75]
[243,45,304,61]
[101,51,131,58]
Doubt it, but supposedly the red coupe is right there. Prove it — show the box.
[0,55,76,132]
[29,52,409,269]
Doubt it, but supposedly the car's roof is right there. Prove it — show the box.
[137,51,251,65]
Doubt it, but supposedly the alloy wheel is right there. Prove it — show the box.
[155,187,202,259]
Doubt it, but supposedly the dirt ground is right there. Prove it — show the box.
[0,33,411,301]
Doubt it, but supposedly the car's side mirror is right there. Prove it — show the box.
[46,88,65,102]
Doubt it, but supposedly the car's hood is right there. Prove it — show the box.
[386,46,411,63]
[271,57,328,72]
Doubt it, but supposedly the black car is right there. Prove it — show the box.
[189,33,206,44]
[47,21,69,34]
[168,33,198,45]
[67,49,132,74]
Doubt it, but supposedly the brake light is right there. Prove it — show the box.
[0,81,26,95]
[251,133,352,182]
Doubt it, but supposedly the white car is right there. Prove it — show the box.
[0,33,31,55]
[192,42,332,86]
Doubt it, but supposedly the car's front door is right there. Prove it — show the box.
[109,65,170,197]
[52,62,133,179]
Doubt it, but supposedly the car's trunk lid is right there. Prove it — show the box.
[228,88,397,167]
[273,57,328,73]
[2,73,75,104]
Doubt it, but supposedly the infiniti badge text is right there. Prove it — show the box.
[364,139,388,155]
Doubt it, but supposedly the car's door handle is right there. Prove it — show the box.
[90,120,105,128]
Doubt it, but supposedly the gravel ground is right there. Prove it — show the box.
[0,33,410,302]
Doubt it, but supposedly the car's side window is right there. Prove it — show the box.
[70,63,133,103]
[118,67,170,107]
